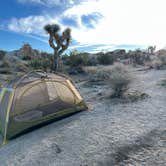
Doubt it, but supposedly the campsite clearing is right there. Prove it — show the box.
[0,69,166,166]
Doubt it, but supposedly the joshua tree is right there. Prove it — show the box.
[44,24,71,71]
[147,46,156,54]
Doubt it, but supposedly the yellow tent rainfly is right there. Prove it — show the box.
[0,71,87,143]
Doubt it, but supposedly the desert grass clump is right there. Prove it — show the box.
[108,63,132,98]
[84,66,112,83]
[123,91,149,102]
[151,50,166,70]
[158,54,166,66]
[82,66,98,75]
[159,77,166,87]
[149,54,166,69]
[150,58,163,69]
[94,70,110,81]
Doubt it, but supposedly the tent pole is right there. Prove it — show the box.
[3,89,15,145]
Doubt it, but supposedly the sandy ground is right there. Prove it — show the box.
[0,69,166,166]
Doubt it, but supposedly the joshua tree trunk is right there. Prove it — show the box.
[55,53,60,71]
[53,50,57,71]
[48,35,61,71]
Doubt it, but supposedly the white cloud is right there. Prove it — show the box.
[6,0,166,50]
[7,15,59,36]
[64,0,166,50]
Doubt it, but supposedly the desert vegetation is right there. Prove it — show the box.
[63,47,166,73]
[82,63,149,102]
[83,63,132,96]
[97,52,115,65]
[0,44,54,75]
[106,63,132,98]
[1,44,166,98]
[1,43,166,76]
[0,50,6,60]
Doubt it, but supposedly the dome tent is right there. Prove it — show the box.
[0,71,87,144]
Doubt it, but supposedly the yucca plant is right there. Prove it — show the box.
[44,24,71,71]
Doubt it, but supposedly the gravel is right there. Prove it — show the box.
[0,69,166,166]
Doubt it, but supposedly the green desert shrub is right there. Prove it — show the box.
[29,60,41,69]
[29,60,50,71]
[108,63,132,98]
[0,50,6,60]
[87,57,98,66]
[43,60,50,71]
[0,60,10,68]
[128,49,148,65]
[0,60,11,74]
[63,51,93,74]
[64,51,90,67]
[22,55,32,61]
[97,53,114,65]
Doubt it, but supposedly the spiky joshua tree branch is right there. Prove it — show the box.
[44,24,71,71]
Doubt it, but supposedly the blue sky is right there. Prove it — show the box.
[0,0,166,53]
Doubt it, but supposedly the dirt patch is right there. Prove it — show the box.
[112,129,165,165]
[96,129,166,166]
